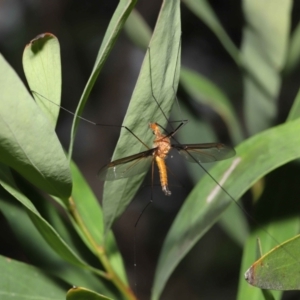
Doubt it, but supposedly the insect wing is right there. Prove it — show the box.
[173,143,236,163]
[98,148,156,180]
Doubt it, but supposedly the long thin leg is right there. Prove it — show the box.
[31,90,151,150]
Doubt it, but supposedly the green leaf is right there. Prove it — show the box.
[124,8,243,151]
[67,287,113,300]
[0,255,67,300]
[180,67,244,144]
[102,0,181,233]
[237,217,300,299]
[69,0,138,160]
[0,53,71,199]
[0,187,117,298]
[286,87,300,122]
[0,165,104,276]
[70,161,128,284]
[23,33,61,127]
[124,9,151,50]
[284,21,300,75]
[261,290,276,300]
[237,158,300,298]
[152,118,300,300]
[182,0,240,65]
[245,233,300,291]
[241,0,292,135]
[218,202,249,247]
[0,186,65,269]
[70,161,105,248]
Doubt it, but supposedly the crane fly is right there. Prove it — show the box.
[98,122,236,195]
[26,34,300,300]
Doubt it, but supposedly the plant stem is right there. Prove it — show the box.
[68,197,136,300]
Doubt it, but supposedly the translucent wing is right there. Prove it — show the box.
[172,143,236,163]
[98,148,156,180]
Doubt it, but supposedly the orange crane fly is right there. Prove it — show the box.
[98,122,235,195]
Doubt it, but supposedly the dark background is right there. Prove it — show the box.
[1,1,300,299]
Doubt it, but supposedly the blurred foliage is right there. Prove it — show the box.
[1,1,300,300]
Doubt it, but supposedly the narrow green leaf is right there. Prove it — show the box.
[218,202,249,247]
[286,87,300,122]
[70,161,128,284]
[70,161,105,248]
[182,0,240,65]
[262,290,276,300]
[284,21,300,75]
[104,232,128,286]
[102,0,181,234]
[69,0,138,160]
[67,287,113,300]
[152,118,300,300]
[180,67,244,144]
[23,33,61,127]
[0,164,103,276]
[0,187,65,269]
[241,0,292,135]
[124,9,151,50]
[0,53,71,199]
[0,255,67,300]
[0,188,117,298]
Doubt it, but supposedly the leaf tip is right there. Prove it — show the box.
[25,33,58,53]
[244,266,254,284]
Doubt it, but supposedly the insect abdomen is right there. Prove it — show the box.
[155,156,171,196]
